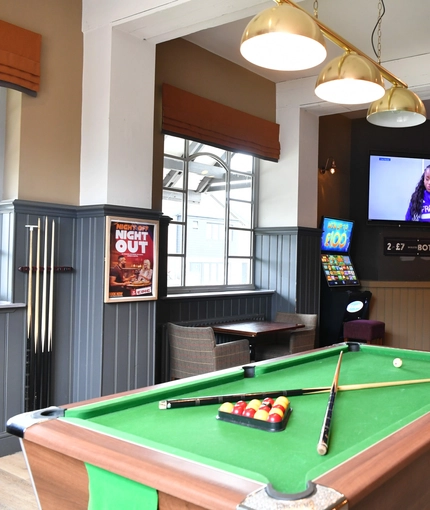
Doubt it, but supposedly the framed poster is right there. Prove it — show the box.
[104,216,159,303]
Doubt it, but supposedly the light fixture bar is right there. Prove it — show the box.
[278,0,408,89]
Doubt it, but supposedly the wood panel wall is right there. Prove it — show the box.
[362,281,430,351]
[254,227,321,315]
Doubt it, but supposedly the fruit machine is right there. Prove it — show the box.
[318,216,372,347]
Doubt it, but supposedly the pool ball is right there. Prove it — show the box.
[246,399,261,411]
[271,403,286,413]
[268,413,282,423]
[393,358,403,368]
[262,397,274,407]
[275,396,289,408]
[219,402,234,413]
[269,407,284,417]
[254,409,269,421]
[243,408,256,418]
[232,403,246,415]
[258,404,271,413]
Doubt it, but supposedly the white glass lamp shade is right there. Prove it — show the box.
[240,3,327,71]
[315,52,385,104]
[367,86,427,127]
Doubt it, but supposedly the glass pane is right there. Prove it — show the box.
[167,256,183,287]
[162,189,184,221]
[188,156,226,194]
[229,229,251,257]
[228,258,251,285]
[189,141,227,161]
[231,153,253,173]
[230,172,252,201]
[186,258,225,286]
[164,135,185,157]
[163,157,184,189]
[168,223,184,255]
[229,201,252,228]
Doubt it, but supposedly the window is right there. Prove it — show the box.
[163,135,257,291]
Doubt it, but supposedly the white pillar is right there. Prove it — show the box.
[80,26,155,207]
[258,76,320,228]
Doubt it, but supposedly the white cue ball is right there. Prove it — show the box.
[393,358,403,368]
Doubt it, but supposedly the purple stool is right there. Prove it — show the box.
[343,320,385,345]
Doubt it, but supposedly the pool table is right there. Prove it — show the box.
[7,343,430,510]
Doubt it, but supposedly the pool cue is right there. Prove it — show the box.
[24,224,38,411]
[34,218,42,409]
[41,217,48,354]
[46,219,55,406]
[159,387,330,409]
[317,351,343,456]
[40,218,48,407]
[159,377,430,409]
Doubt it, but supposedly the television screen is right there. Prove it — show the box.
[320,216,354,254]
[368,152,430,223]
[321,254,360,287]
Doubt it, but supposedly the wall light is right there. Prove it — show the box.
[319,158,337,175]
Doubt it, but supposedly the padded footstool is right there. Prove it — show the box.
[343,320,385,345]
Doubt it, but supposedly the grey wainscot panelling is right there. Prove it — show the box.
[254,227,321,315]
[0,200,165,456]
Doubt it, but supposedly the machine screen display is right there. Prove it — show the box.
[321,254,360,287]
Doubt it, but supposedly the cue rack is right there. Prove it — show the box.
[22,218,72,412]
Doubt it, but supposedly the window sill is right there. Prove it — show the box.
[162,289,275,300]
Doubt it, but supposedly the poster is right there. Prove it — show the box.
[104,216,158,303]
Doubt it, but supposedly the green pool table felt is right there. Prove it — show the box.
[63,344,430,497]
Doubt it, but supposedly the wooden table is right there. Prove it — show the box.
[212,321,305,359]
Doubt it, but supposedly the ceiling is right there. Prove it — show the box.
[182,0,430,118]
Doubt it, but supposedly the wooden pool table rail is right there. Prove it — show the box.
[23,418,264,510]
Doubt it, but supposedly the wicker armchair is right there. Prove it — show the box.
[167,323,250,379]
[254,312,317,361]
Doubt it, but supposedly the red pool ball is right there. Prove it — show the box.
[258,405,271,413]
[262,397,274,407]
[243,408,256,418]
[268,413,282,423]
[272,403,286,413]
[232,405,245,415]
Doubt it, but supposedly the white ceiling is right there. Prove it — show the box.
[182,0,430,117]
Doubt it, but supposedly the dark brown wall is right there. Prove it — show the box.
[317,114,352,222]
[152,38,277,211]
[319,115,430,282]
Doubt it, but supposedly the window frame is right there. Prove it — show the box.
[163,135,258,294]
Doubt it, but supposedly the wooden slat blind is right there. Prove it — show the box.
[0,20,41,96]
[162,83,280,161]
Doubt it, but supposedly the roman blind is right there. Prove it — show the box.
[0,20,42,96]
[162,83,280,161]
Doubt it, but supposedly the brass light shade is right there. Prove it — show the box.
[240,3,327,71]
[367,86,427,127]
[315,52,385,104]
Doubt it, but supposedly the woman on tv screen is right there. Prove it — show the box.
[405,165,430,222]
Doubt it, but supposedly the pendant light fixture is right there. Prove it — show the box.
[367,86,427,127]
[315,51,385,104]
[240,3,327,71]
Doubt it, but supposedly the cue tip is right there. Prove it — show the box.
[317,442,328,456]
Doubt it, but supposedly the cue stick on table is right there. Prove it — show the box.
[317,351,343,456]
[159,377,430,409]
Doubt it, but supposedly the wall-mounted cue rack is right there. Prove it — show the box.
[23,218,73,412]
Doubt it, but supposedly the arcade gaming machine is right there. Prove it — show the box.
[318,217,371,347]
